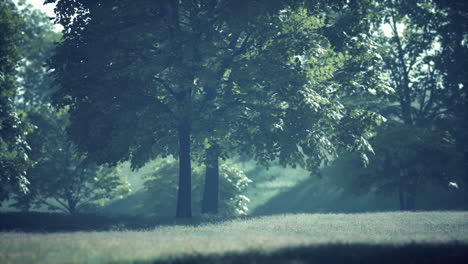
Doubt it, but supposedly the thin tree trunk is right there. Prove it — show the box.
[176,121,192,218]
[397,170,407,211]
[202,145,219,214]
[398,184,406,210]
[406,192,415,211]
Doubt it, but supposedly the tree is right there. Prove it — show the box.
[13,106,131,215]
[6,3,130,215]
[334,122,461,210]
[430,0,468,180]
[15,0,61,107]
[199,2,391,214]
[48,0,384,217]
[356,0,468,208]
[372,0,466,127]
[0,0,31,203]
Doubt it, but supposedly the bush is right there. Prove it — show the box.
[143,158,251,216]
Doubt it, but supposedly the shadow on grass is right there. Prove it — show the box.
[0,212,249,232]
[147,243,468,264]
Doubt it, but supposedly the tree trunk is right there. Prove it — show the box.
[397,171,408,211]
[398,185,406,210]
[406,192,415,211]
[202,145,219,214]
[398,186,416,211]
[65,189,78,215]
[176,121,192,218]
[67,199,77,215]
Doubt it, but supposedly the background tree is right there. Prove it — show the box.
[3,3,131,215]
[335,122,461,210]
[372,0,466,133]
[0,0,31,203]
[15,0,61,107]
[13,106,131,215]
[324,0,468,210]
[375,0,446,125]
[430,0,468,181]
[48,0,384,217]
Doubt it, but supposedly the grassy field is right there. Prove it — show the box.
[1,211,467,263]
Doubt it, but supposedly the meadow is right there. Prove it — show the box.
[1,211,468,263]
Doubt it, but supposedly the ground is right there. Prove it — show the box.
[1,211,467,263]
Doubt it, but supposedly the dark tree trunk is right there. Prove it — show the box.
[398,185,416,211]
[68,203,77,215]
[398,185,406,210]
[176,121,192,218]
[65,190,77,215]
[202,146,219,214]
[397,172,409,211]
[406,192,415,211]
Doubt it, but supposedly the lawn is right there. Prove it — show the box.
[1,211,467,263]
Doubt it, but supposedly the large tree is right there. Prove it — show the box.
[48,0,384,217]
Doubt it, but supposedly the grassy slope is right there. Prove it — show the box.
[1,211,467,263]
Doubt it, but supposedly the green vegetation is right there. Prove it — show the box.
[11,106,131,214]
[0,0,31,203]
[1,2,131,215]
[1,212,467,263]
[47,0,385,217]
[0,0,463,217]
[142,158,251,216]
[0,0,467,262]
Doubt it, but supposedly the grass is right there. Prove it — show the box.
[1,211,467,263]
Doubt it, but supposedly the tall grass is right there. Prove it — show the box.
[1,211,467,263]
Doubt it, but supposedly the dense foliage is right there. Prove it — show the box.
[3,3,131,215]
[349,0,467,209]
[46,0,386,217]
[12,107,131,214]
[0,0,466,216]
[0,0,30,203]
[332,122,463,210]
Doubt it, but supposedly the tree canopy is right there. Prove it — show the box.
[47,0,387,217]
[0,0,462,216]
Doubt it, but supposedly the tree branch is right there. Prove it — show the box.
[154,77,180,99]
